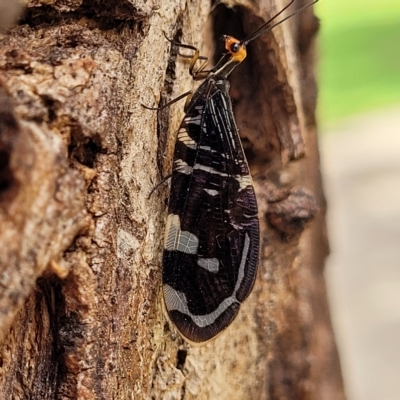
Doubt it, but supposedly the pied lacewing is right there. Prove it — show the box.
[153,0,318,343]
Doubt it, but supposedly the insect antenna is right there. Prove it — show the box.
[241,0,319,46]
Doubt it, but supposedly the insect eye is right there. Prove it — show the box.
[230,43,240,53]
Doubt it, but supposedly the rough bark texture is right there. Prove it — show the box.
[0,0,346,399]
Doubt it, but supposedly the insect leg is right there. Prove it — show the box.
[141,90,193,111]
[148,173,172,199]
[163,33,213,80]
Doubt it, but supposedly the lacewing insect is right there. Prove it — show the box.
[152,0,318,343]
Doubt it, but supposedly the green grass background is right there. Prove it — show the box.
[315,0,400,124]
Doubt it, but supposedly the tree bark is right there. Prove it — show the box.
[0,0,346,399]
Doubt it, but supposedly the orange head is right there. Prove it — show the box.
[222,35,247,63]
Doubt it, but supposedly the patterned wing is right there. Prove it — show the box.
[162,77,260,343]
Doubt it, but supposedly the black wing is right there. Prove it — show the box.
[162,77,259,343]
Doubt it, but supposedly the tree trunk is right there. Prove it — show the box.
[0,0,346,399]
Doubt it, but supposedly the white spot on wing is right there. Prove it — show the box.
[164,284,236,328]
[164,233,251,328]
[199,145,212,152]
[177,128,197,149]
[174,159,193,175]
[204,188,219,196]
[233,233,250,293]
[235,174,252,191]
[186,115,202,125]
[193,164,229,177]
[164,214,199,254]
[197,258,219,273]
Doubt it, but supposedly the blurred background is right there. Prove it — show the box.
[315,1,400,400]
